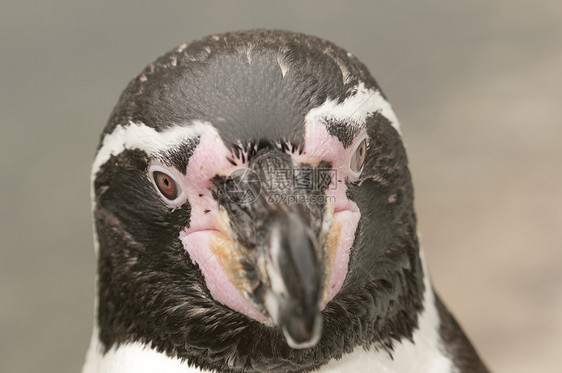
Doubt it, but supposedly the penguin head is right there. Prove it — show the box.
[92,30,424,371]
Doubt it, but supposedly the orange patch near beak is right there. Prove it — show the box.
[320,205,341,303]
[209,209,258,297]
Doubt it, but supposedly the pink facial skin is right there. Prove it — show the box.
[298,120,364,308]
[174,129,269,322]
[158,121,364,323]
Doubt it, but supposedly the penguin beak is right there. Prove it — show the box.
[214,148,328,349]
[259,211,323,349]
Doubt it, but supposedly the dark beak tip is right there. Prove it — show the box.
[282,313,323,349]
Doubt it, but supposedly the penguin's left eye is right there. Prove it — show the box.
[153,171,181,200]
[350,139,367,173]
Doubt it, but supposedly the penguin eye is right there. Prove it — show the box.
[350,139,367,173]
[153,171,181,200]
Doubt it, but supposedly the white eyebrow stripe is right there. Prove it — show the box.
[91,120,213,178]
[304,82,401,133]
[92,83,399,179]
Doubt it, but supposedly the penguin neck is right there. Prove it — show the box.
[319,246,455,372]
[83,247,454,373]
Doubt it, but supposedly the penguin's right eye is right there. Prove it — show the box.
[350,139,367,174]
[153,171,181,200]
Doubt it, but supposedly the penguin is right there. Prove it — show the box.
[83,29,488,373]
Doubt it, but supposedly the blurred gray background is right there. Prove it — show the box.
[1,1,561,372]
